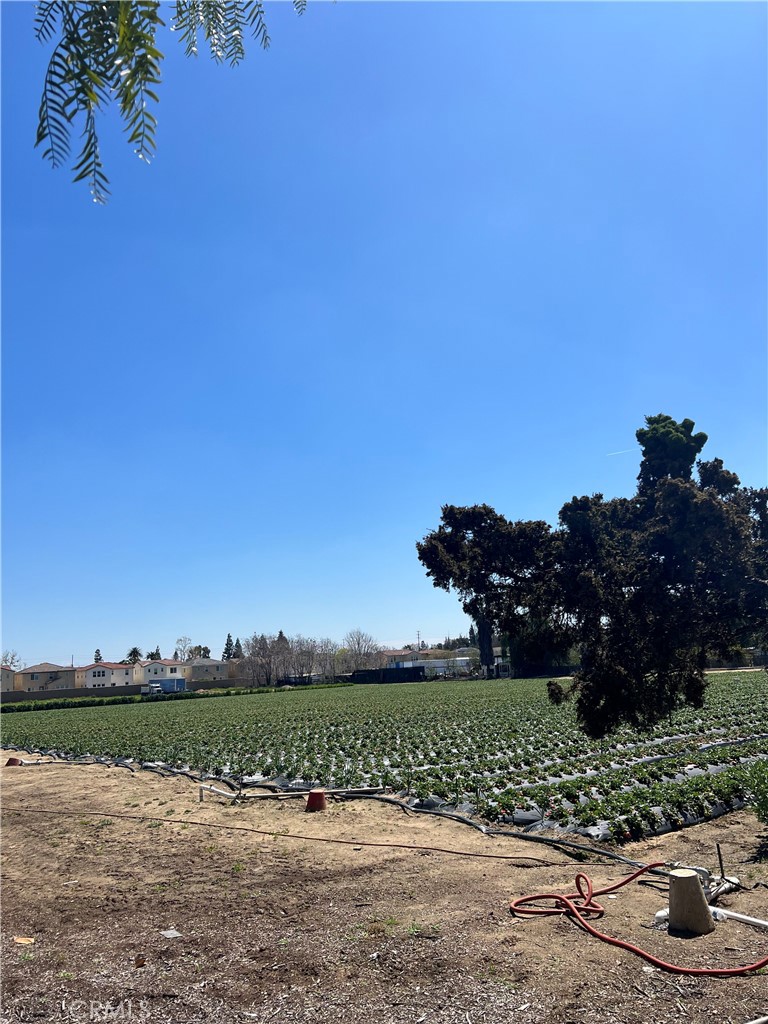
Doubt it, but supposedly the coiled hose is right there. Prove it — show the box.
[511,862,768,976]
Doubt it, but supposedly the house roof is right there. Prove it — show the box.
[144,659,186,667]
[18,662,70,674]
[189,658,224,666]
[80,662,136,671]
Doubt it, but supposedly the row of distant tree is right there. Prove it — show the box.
[238,629,384,687]
[5,627,469,678]
[82,629,385,682]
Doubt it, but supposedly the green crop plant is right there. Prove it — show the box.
[2,672,766,842]
[748,760,768,825]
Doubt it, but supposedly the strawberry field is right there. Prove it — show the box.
[3,670,766,841]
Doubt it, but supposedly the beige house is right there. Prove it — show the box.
[139,659,192,684]
[14,663,77,692]
[76,662,141,688]
[187,658,228,682]
[1,665,17,693]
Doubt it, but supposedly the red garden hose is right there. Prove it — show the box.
[511,862,768,976]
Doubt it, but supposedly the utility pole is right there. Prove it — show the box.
[416,630,420,654]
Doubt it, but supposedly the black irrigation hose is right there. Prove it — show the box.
[357,794,491,834]
[2,804,563,866]
[0,748,716,875]
[343,793,669,871]
[488,828,670,875]
[17,759,137,773]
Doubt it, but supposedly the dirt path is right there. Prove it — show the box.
[2,761,767,1023]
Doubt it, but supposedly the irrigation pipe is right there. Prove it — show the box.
[711,908,768,931]
[2,805,561,866]
[333,793,673,871]
[3,750,673,870]
[6,804,765,977]
[511,863,768,977]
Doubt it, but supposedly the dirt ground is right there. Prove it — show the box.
[1,761,767,1024]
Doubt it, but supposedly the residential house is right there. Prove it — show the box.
[187,658,228,683]
[76,662,141,689]
[1,665,17,693]
[14,663,77,692]
[138,659,191,684]
[383,649,413,667]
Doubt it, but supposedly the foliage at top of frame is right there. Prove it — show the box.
[34,1,305,202]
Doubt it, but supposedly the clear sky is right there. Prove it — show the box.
[2,1,766,667]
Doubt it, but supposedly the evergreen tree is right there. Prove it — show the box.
[94,649,103,663]
[222,633,235,661]
[468,625,477,647]
[127,647,143,664]
[146,645,161,660]
[233,637,244,660]
[418,414,767,736]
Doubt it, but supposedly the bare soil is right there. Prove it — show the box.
[1,761,767,1024]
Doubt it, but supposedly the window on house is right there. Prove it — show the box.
[170,668,176,674]
[31,673,38,681]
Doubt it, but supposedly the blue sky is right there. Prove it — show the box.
[2,1,766,666]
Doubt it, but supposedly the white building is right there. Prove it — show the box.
[139,659,190,683]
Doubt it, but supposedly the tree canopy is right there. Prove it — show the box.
[417,414,768,738]
[33,0,305,202]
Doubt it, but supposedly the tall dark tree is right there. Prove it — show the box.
[558,478,765,734]
[417,506,559,677]
[222,633,235,661]
[146,645,161,661]
[418,414,767,737]
[126,646,143,664]
[552,416,766,735]
[93,649,103,663]
[273,630,291,681]
[636,413,708,491]
[233,637,244,660]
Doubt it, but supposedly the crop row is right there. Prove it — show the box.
[2,670,765,839]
